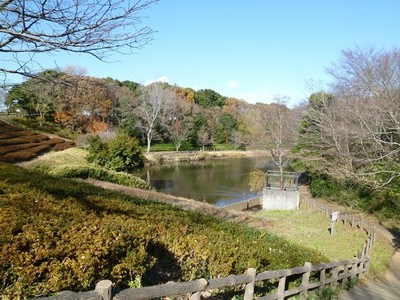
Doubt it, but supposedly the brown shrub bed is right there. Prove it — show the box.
[0,121,73,162]
[0,143,42,155]
[53,141,75,151]
[0,137,29,146]
[2,151,38,162]
[20,134,50,143]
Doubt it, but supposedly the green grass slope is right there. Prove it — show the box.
[0,163,327,298]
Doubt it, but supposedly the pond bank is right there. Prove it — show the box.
[145,150,271,165]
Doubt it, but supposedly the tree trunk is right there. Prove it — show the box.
[146,130,152,154]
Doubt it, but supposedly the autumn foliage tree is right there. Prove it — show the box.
[55,75,113,132]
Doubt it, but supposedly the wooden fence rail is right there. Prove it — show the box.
[44,256,370,300]
[301,197,376,258]
[41,196,374,300]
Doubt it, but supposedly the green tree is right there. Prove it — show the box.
[87,133,145,172]
[215,113,237,144]
[6,70,62,124]
[195,89,226,108]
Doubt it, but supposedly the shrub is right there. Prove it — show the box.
[0,143,40,155]
[2,151,37,162]
[27,144,50,155]
[48,165,147,189]
[87,133,145,173]
[248,169,266,193]
[53,141,75,151]
[0,137,28,146]
[20,134,49,143]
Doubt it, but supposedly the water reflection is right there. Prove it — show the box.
[136,156,275,206]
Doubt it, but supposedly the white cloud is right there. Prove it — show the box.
[144,76,169,86]
[227,80,239,89]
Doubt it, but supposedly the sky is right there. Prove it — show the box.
[4,0,400,106]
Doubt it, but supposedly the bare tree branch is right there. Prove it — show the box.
[0,0,157,81]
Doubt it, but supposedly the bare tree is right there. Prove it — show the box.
[162,96,193,151]
[136,83,176,153]
[197,126,213,151]
[265,96,299,175]
[299,47,400,188]
[0,0,157,82]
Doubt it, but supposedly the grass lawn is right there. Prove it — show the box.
[256,209,394,279]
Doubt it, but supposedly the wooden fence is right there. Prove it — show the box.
[41,197,375,300]
[301,197,376,258]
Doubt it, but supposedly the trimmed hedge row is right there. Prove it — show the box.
[0,121,75,162]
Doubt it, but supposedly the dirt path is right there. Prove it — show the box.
[339,250,400,300]
[339,220,400,299]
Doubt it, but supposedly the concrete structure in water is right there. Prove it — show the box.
[262,171,300,210]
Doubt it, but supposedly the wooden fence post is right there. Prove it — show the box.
[244,268,256,300]
[331,266,339,288]
[95,280,112,300]
[351,259,358,280]
[342,264,349,286]
[276,276,287,300]
[300,262,312,297]
[190,278,208,300]
[319,268,326,292]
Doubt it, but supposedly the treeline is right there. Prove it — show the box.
[4,68,299,154]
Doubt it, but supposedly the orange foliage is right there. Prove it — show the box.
[90,119,109,133]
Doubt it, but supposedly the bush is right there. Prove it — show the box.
[2,151,37,162]
[0,137,28,146]
[87,134,145,173]
[249,169,266,193]
[49,165,147,189]
[53,141,75,151]
[20,134,49,143]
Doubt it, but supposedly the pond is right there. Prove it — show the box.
[136,156,275,206]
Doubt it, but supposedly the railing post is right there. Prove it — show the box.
[244,268,256,300]
[300,262,312,297]
[342,264,349,286]
[95,280,112,300]
[319,268,326,292]
[190,278,208,300]
[277,276,287,300]
[351,259,358,280]
[331,266,339,288]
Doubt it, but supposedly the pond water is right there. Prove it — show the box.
[136,156,275,206]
